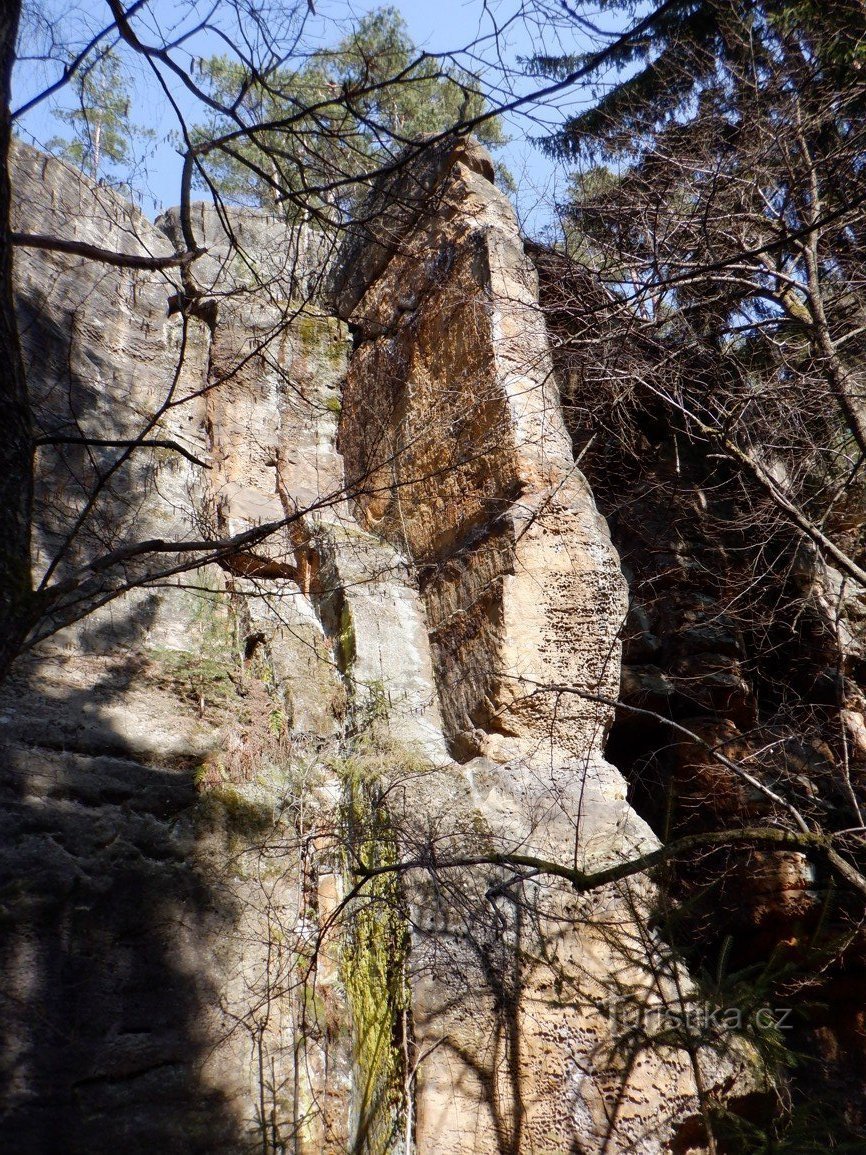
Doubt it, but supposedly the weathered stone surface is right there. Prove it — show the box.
[4,136,770,1155]
[12,142,206,593]
[331,135,495,325]
[317,524,450,763]
[5,143,353,1152]
[338,142,756,1153]
[0,741,239,1153]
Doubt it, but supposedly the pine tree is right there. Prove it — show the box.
[538,1,866,162]
[191,6,506,214]
[536,0,866,510]
[48,49,152,184]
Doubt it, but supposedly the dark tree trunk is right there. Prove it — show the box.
[0,0,34,680]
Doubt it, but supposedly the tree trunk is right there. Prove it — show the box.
[0,0,35,680]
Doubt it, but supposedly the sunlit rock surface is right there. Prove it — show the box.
[0,140,760,1154]
[336,138,755,1154]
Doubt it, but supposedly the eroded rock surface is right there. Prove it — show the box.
[4,143,353,1153]
[2,139,762,1154]
[337,139,756,1153]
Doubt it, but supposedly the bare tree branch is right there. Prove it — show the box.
[12,230,204,269]
[34,434,211,468]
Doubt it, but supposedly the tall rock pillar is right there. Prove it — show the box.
[334,140,755,1154]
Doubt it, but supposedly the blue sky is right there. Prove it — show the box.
[13,0,599,234]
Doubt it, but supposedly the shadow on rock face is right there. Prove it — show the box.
[0,603,244,1154]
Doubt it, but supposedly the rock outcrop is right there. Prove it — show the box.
[4,142,353,1153]
[1,139,768,1154]
[335,137,758,1154]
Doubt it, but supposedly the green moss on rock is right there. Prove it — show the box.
[335,734,424,1155]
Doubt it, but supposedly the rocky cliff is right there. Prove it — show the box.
[2,137,858,1153]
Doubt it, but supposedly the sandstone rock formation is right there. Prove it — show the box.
[1,139,769,1153]
[335,136,759,1154]
[4,142,353,1153]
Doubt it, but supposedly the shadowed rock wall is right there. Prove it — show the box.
[3,139,762,1154]
[4,142,354,1153]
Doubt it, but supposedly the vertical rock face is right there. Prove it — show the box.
[338,140,626,775]
[11,144,208,598]
[336,141,754,1154]
[3,139,760,1154]
[4,143,355,1153]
